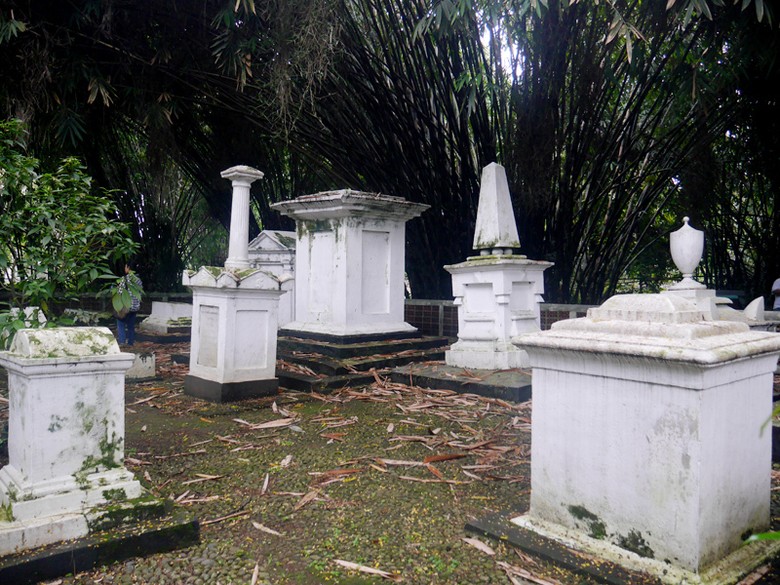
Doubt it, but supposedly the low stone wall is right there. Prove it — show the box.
[403,299,595,336]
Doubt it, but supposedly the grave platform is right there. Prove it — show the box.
[465,509,661,585]
[276,332,450,392]
[390,362,532,402]
[466,509,780,585]
[0,497,199,585]
[136,329,191,344]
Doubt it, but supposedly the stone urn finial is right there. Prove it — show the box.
[669,216,705,290]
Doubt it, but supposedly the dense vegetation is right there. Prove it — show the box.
[1,0,778,303]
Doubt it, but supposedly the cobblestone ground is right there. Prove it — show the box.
[1,341,779,584]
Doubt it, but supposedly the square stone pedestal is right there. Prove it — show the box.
[512,294,780,582]
[445,255,551,370]
[0,327,144,554]
[272,190,428,338]
[183,267,283,402]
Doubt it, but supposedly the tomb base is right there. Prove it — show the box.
[466,509,780,585]
[511,515,780,585]
[184,374,279,403]
[126,351,155,380]
[0,464,142,523]
[445,339,529,370]
[0,496,198,585]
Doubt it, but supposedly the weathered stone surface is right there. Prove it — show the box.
[472,163,521,252]
[513,292,780,575]
[272,190,428,337]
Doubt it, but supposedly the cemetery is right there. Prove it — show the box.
[1,159,780,585]
[2,4,780,584]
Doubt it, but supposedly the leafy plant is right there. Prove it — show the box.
[0,118,138,347]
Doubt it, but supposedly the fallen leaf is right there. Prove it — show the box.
[252,417,297,430]
[423,453,467,464]
[200,510,250,526]
[251,562,260,585]
[387,423,394,433]
[497,561,562,585]
[251,520,283,536]
[463,537,495,556]
[140,425,147,432]
[280,455,293,468]
[376,458,424,467]
[293,490,320,511]
[181,474,224,486]
[261,472,270,495]
[333,559,402,582]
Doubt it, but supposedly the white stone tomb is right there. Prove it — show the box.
[0,327,142,554]
[271,190,428,339]
[445,163,552,369]
[182,165,284,402]
[512,293,780,581]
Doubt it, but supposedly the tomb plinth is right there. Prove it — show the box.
[445,256,551,369]
[182,267,283,402]
[512,293,780,580]
[0,327,142,548]
[445,163,551,370]
[271,190,428,339]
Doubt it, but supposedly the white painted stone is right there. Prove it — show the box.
[0,327,141,528]
[512,294,780,575]
[248,230,296,327]
[139,301,192,334]
[445,256,551,369]
[668,216,706,291]
[445,163,551,369]
[472,163,520,253]
[182,266,283,384]
[125,352,156,380]
[221,165,265,270]
[744,296,765,321]
[271,190,428,337]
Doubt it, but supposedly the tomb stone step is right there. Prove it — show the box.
[276,370,380,393]
[277,347,446,376]
[390,362,532,403]
[277,334,450,359]
[0,505,198,585]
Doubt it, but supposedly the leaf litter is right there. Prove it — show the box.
[35,343,689,585]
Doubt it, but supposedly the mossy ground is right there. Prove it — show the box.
[1,343,780,584]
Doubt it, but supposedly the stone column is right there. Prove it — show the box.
[512,294,780,579]
[222,165,264,270]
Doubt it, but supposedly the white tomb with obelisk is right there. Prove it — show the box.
[182,166,284,402]
[444,163,552,370]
